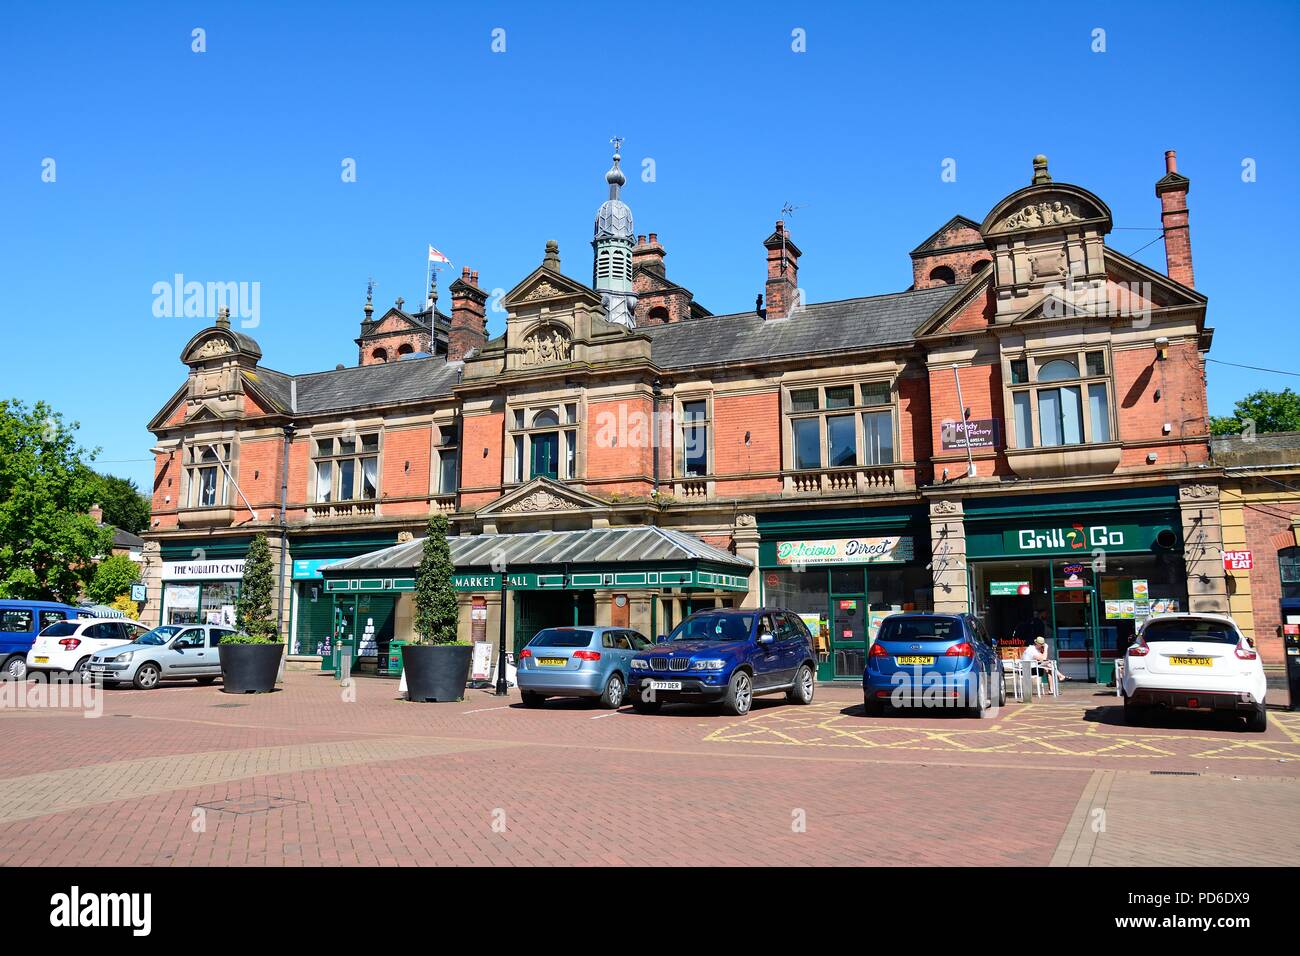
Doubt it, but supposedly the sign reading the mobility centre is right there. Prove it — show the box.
[161,559,245,581]
[775,537,913,566]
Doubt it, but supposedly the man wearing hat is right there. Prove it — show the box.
[1020,635,1066,692]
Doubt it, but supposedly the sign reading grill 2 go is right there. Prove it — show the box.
[1007,523,1135,555]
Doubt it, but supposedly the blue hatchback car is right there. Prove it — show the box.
[628,608,817,716]
[863,612,1003,718]
[517,626,653,709]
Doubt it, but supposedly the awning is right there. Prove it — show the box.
[320,525,751,593]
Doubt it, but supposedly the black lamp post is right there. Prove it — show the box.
[494,567,509,696]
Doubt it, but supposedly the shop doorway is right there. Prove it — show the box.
[513,590,595,656]
[1051,582,1101,682]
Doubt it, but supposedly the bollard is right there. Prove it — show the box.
[338,647,352,686]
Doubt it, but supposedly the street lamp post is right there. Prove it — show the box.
[495,568,509,696]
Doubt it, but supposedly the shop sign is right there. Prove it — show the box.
[941,418,1000,450]
[451,572,538,591]
[1005,523,1134,555]
[129,583,148,602]
[775,536,913,566]
[1060,563,1086,588]
[1223,550,1253,571]
[161,559,245,581]
[293,558,340,580]
[989,581,1030,596]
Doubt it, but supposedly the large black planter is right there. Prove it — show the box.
[402,644,473,702]
[218,643,284,694]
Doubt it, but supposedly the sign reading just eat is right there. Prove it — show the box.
[1223,550,1253,571]
[776,537,914,566]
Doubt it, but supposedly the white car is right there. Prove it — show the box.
[1120,613,1267,731]
[26,618,149,681]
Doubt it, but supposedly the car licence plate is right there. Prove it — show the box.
[648,680,682,691]
[33,656,48,664]
[896,656,934,666]
[537,657,568,667]
[1170,656,1212,667]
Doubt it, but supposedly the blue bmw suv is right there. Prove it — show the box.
[629,608,817,716]
[863,612,1004,717]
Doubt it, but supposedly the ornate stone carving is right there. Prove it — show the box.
[192,337,233,360]
[734,513,757,529]
[1179,483,1219,501]
[522,279,564,302]
[397,531,414,543]
[930,499,961,516]
[1029,250,1067,280]
[502,490,573,513]
[520,326,572,367]
[1000,200,1082,232]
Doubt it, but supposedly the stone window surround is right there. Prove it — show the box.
[674,391,713,480]
[180,435,238,510]
[781,376,899,473]
[505,398,584,485]
[1001,344,1117,450]
[309,426,383,503]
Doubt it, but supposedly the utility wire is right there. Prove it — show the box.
[1207,358,1300,379]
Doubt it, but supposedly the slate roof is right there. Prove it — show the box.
[643,284,962,369]
[243,356,462,416]
[323,526,752,574]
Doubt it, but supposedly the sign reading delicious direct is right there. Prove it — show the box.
[161,559,246,581]
[776,537,914,566]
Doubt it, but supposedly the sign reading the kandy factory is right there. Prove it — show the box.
[941,418,1001,450]
[1223,550,1253,571]
[776,536,914,566]
[161,559,245,581]
[1004,523,1132,556]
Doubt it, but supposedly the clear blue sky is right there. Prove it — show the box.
[3,0,1298,492]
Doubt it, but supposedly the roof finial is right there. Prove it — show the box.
[364,277,375,319]
[216,306,230,329]
[606,135,626,200]
[1032,154,1051,185]
[543,239,561,271]
[427,268,439,311]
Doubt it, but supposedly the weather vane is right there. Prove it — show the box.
[610,135,624,153]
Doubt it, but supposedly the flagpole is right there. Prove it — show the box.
[425,247,431,313]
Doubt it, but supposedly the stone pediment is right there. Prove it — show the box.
[981,183,1112,238]
[180,326,262,367]
[502,266,601,311]
[476,477,609,517]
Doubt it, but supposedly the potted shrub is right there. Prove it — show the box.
[402,512,471,702]
[218,533,284,694]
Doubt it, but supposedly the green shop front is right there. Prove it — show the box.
[317,526,753,673]
[288,533,399,656]
[756,507,933,681]
[963,487,1187,682]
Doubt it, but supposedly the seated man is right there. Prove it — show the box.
[1020,636,1067,690]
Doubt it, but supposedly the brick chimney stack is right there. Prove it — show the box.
[1155,150,1194,288]
[448,266,487,362]
[763,220,802,320]
[632,233,667,278]
[89,503,104,525]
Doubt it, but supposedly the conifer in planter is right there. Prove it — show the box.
[218,533,284,694]
[402,512,471,702]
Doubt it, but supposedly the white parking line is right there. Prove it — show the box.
[463,705,512,714]
[590,709,625,719]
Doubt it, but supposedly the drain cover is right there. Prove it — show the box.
[212,702,248,708]
[1150,770,1200,776]
[196,795,304,815]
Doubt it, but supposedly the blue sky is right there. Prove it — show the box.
[3,0,1298,491]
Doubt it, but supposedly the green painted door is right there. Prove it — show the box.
[531,433,559,480]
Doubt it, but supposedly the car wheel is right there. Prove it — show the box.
[786,664,815,705]
[722,670,753,716]
[520,691,546,708]
[74,657,92,682]
[600,673,626,709]
[2,655,26,681]
[1246,704,1268,733]
[976,676,997,719]
[133,662,161,690]
[997,671,1007,708]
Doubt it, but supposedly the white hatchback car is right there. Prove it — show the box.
[26,618,149,681]
[1120,613,1267,731]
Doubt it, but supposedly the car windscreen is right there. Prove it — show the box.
[876,617,959,643]
[137,626,183,646]
[39,621,80,638]
[529,628,596,648]
[1142,620,1238,644]
[670,613,755,642]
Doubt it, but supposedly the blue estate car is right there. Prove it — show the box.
[628,608,818,716]
[517,626,653,709]
[863,612,1004,718]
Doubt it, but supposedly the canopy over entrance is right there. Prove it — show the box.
[320,525,752,593]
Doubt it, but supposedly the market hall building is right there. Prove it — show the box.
[140,148,1233,682]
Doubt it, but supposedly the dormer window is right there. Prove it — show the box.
[371,347,389,363]
[1007,349,1113,449]
[928,265,956,286]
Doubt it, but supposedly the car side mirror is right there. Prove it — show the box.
[758,631,775,645]
[655,634,669,644]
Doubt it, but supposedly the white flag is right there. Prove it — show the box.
[427,245,451,265]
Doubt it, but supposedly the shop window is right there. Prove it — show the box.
[508,404,579,483]
[679,398,711,478]
[313,433,380,502]
[785,381,896,471]
[1006,349,1113,449]
[185,442,231,508]
[1281,547,1300,601]
[436,424,458,494]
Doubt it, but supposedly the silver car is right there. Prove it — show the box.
[517,626,651,709]
[88,624,236,689]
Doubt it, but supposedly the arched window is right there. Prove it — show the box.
[1036,358,1079,382]
[371,348,388,363]
[531,409,560,428]
[970,259,992,275]
[928,265,956,285]
[397,343,414,356]
[648,306,670,325]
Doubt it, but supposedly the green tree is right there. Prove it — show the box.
[89,472,151,535]
[87,553,140,606]
[0,399,113,601]
[1210,387,1300,436]
[234,533,279,641]
[412,512,460,644]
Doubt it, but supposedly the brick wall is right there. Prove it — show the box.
[460,412,504,509]
[713,391,781,492]
[1113,341,1209,468]
[1242,503,1294,664]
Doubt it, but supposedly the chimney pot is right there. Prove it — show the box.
[1165,150,1177,174]
[648,232,657,244]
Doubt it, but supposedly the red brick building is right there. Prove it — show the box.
[142,150,1231,681]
